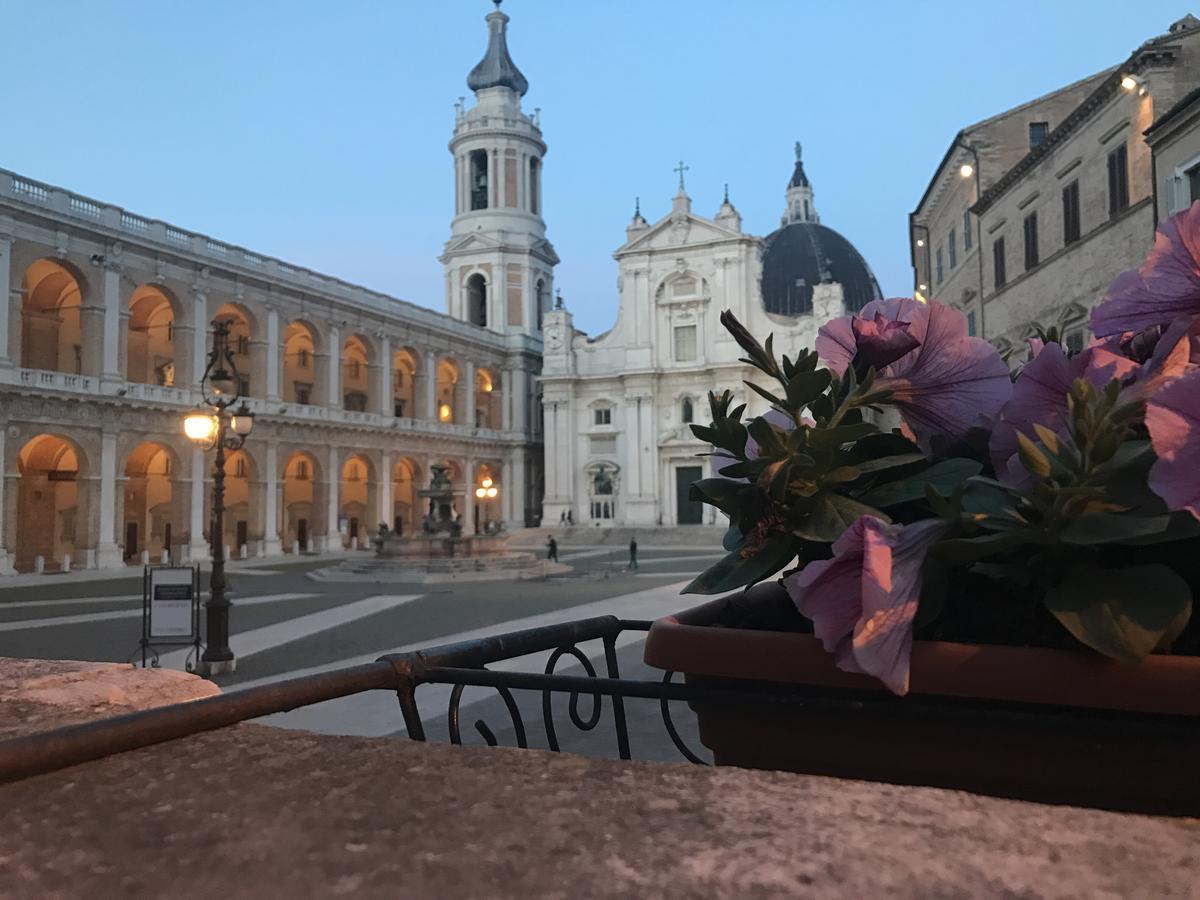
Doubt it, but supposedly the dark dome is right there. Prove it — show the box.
[760,222,882,317]
[467,10,529,97]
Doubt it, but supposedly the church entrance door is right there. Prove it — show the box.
[675,466,703,525]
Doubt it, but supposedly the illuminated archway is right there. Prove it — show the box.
[475,367,502,429]
[392,347,418,418]
[21,260,84,374]
[436,358,460,424]
[339,453,376,548]
[392,457,420,536]
[283,320,321,405]
[123,442,181,562]
[16,434,86,572]
[341,334,372,411]
[282,451,323,552]
[126,285,177,386]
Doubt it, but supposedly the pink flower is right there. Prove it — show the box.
[817,298,1012,449]
[990,342,1139,485]
[1090,202,1200,337]
[850,312,921,370]
[783,516,948,695]
[1146,368,1200,521]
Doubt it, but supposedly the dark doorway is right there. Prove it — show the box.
[297,518,308,551]
[394,516,403,535]
[236,520,248,555]
[349,517,359,546]
[163,523,172,558]
[125,522,139,560]
[675,466,704,525]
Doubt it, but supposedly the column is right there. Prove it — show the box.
[101,264,122,381]
[95,430,122,568]
[502,367,515,432]
[463,360,476,427]
[326,445,340,551]
[263,440,281,556]
[188,446,209,562]
[640,396,657,502]
[0,232,12,367]
[192,291,208,394]
[327,321,341,409]
[265,306,280,401]
[0,428,11,573]
[378,450,393,531]
[423,350,437,420]
[377,333,392,416]
[624,398,641,500]
[462,457,475,533]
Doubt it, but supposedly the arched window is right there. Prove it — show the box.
[466,274,487,327]
[529,157,541,215]
[536,278,546,331]
[681,398,694,424]
[470,150,489,210]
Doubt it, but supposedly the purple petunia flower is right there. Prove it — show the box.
[783,515,948,695]
[1090,202,1200,337]
[817,298,1012,450]
[1146,368,1200,522]
[850,312,922,370]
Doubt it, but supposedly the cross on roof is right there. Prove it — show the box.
[674,160,689,190]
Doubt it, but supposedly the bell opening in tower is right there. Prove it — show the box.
[467,273,488,327]
[470,150,489,210]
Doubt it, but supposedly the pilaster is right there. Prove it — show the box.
[188,446,209,562]
[265,305,281,401]
[377,332,392,416]
[327,321,342,409]
[263,440,282,557]
[95,430,123,568]
[0,231,12,367]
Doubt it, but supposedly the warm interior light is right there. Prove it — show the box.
[918,283,928,292]
[474,487,486,499]
[184,412,218,444]
[439,403,452,422]
[914,290,928,304]
[959,163,974,179]
[486,487,498,499]
[1121,75,1138,91]
[482,382,493,392]
[916,238,925,247]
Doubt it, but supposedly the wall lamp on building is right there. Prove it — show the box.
[183,318,256,677]
[1120,74,1148,95]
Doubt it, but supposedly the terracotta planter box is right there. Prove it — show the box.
[643,585,1200,815]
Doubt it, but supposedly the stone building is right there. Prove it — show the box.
[0,2,548,574]
[1146,83,1200,218]
[540,149,881,528]
[911,14,1200,355]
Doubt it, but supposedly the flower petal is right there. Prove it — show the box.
[1146,367,1200,521]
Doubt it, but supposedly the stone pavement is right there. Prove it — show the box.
[3,723,1199,899]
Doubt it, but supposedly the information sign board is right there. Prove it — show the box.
[149,566,196,641]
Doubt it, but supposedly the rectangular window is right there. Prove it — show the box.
[1029,121,1050,150]
[298,348,310,369]
[594,408,612,426]
[1023,212,1039,270]
[1188,163,1200,205]
[993,237,1007,289]
[296,384,311,405]
[948,229,957,269]
[935,247,944,284]
[236,336,249,355]
[1065,330,1085,355]
[674,325,698,362]
[1062,180,1081,245]
[963,211,973,251]
[1107,144,1129,216]
[394,400,405,418]
[966,310,977,337]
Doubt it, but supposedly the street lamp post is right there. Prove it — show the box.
[474,476,499,534]
[184,319,255,677]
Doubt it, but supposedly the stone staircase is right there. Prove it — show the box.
[508,525,726,550]
[308,552,571,584]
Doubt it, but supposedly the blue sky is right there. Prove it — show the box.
[3,1,1190,335]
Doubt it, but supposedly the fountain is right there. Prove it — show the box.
[312,464,567,583]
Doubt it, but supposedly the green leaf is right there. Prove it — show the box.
[930,531,1028,564]
[1043,564,1193,663]
[682,532,798,595]
[846,432,921,463]
[794,493,889,542]
[722,525,745,552]
[1032,423,1060,455]
[1016,431,1052,479]
[851,452,926,475]
[1121,511,1200,545]
[807,422,878,448]
[859,458,983,509]
[784,369,832,409]
[689,478,746,515]
[745,381,786,409]
[1059,512,1171,545]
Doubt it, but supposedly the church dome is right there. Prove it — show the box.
[467,5,529,97]
[760,222,882,317]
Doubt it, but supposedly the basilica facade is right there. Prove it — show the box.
[0,2,549,574]
[540,149,883,528]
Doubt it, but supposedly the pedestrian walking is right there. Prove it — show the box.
[567,509,574,526]
[628,537,638,571]
[560,510,566,526]
[547,536,558,562]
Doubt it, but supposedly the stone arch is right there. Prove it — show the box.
[281,450,323,553]
[391,456,421,536]
[126,284,179,387]
[436,357,460,424]
[122,441,184,563]
[283,319,323,405]
[210,302,260,398]
[466,273,488,327]
[474,366,502,430]
[392,346,419,419]
[341,333,374,412]
[15,434,89,572]
[339,452,376,549]
[215,446,261,558]
[20,259,87,374]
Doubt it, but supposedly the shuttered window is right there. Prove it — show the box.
[1062,181,1081,245]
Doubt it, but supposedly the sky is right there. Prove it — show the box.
[2,1,1192,335]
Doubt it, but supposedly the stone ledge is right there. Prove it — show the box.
[0,722,1197,899]
[0,657,220,740]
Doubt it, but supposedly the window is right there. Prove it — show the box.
[963,211,973,251]
[681,398,694,424]
[674,325,698,362]
[344,392,367,412]
[1107,144,1129,216]
[594,407,612,426]
[1029,121,1050,150]
[236,335,249,355]
[1065,330,1085,354]
[936,247,944,284]
[470,150,489,210]
[238,377,250,397]
[298,348,310,369]
[347,360,361,379]
[1062,181,1081,245]
[529,157,540,215]
[966,310,977,337]
[296,384,311,405]
[235,457,247,478]
[296,460,309,480]
[1023,212,1039,270]
[1188,163,1200,205]
[948,229,957,269]
[394,399,406,418]
[993,237,1007,289]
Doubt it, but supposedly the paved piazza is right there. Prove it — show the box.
[0,546,719,759]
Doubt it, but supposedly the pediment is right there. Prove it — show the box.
[616,214,743,255]
[443,233,500,255]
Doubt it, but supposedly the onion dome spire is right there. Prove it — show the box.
[467,1,529,97]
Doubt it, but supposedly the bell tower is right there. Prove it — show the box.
[441,0,557,337]
[781,142,820,226]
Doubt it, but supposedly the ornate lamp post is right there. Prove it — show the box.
[183,319,255,676]
[474,476,499,534]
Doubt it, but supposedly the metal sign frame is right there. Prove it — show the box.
[132,565,202,670]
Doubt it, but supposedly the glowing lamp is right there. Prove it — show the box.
[475,487,487,499]
[230,402,255,437]
[916,238,925,247]
[959,163,974,179]
[486,487,498,499]
[439,403,453,422]
[918,283,928,292]
[482,477,493,488]
[1120,75,1138,91]
[184,412,219,444]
